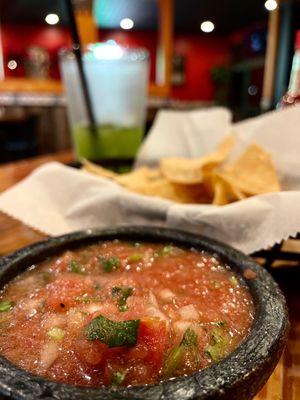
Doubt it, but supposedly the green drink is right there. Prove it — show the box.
[60,44,149,161]
[72,124,144,160]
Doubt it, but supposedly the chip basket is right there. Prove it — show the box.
[70,159,300,272]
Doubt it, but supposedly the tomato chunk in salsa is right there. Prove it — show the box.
[0,241,254,387]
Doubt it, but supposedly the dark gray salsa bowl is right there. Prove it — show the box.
[0,226,289,400]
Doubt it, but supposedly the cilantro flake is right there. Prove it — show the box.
[112,286,133,312]
[69,260,85,274]
[100,256,120,273]
[155,245,174,257]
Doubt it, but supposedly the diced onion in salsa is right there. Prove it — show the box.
[0,240,254,387]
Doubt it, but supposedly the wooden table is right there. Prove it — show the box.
[0,153,299,399]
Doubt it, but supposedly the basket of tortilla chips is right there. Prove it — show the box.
[82,135,281,206]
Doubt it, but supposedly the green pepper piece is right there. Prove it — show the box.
[85,315,140,348]
[181,328,198,347]
[48,326,65,341]
[0,300,13,312]
[111,371,127,386]
[128,253,143,263]
[164,346,184,377]
[205,327,228,362]
[164,328,198,376]
[229,276,239,287]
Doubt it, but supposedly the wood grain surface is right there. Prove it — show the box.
[0,152,299,400]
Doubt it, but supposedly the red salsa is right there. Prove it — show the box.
[0,241,254,387]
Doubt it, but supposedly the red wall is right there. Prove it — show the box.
[172,34,230,101]
[1,24,230,101]
[1,24,71,79]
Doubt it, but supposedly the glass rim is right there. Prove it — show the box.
[59,43,149,62]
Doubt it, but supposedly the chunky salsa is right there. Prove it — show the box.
[0,241,254,387]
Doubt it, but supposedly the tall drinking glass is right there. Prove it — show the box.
[60,43,149,160]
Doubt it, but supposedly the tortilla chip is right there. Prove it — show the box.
[212,173,246,205]
[222,143,281,195]
[81,137,280,206]
[200,134,236,173]
[160,158,204,184]
[168,182,212,204]
[115,167,210,203]
[82,159,118,180]
[159,135,235,185]
[212,180,228,206]
[115,167,161,190]
[136,178,211,204]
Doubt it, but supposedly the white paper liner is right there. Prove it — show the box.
[0,106,300,254]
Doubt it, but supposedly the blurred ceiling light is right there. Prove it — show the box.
[7,60,17,70]
[200,21,215,33]
[264,0,278,11]
[45,13,60,25]
[120,18,134,30]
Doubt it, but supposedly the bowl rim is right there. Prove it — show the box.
[0,226,289,400]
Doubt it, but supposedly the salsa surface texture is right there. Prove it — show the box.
[0,240,254,387]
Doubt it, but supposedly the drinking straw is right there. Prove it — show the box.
[65,0,97,135]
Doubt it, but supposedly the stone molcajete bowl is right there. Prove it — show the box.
[0,226,289,400]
